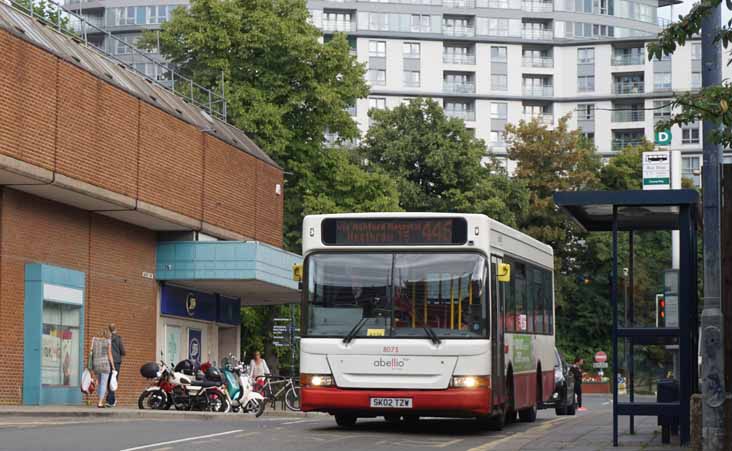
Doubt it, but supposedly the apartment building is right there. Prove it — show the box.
[309,0,732,185]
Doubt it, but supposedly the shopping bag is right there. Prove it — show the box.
[110,370,118,392]
[81,369,96,394]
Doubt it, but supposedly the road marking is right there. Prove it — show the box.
[118,429,243,451]
[466,417,569,451]
[435,438,465,448]
[281,419,322,425]
[233,432,259,439]
[151,448,173,451]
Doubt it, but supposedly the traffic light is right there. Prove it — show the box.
[656,294,666,328]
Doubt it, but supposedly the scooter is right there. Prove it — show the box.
[222,354,266,417]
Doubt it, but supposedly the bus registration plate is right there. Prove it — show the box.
[370,397,412,409]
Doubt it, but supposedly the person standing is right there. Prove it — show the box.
[570,357,586,411]
[249,351,271,392]
[106,323,126,407]
[91,328,115,408]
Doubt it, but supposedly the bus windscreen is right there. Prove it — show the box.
[321,218,468,246]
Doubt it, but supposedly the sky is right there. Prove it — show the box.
[662,0,732,22]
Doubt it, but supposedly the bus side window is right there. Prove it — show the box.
[504,262,515,332]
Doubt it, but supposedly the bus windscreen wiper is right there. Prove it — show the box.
[343,318,369,344]
[423,327,442,345]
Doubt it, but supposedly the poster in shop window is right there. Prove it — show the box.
[166,325,181,365]
[188,328,202,366]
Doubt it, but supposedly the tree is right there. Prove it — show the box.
[361,98,529,227]
[144,0,369,251]
[505,115,600,260]
[647,0,732,147]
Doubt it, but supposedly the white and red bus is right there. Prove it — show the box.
[299,213,555,428]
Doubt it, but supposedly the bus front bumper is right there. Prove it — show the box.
[301,387,492,417]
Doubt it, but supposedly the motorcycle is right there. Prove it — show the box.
[138,358,230,412]
[221,354,266,417]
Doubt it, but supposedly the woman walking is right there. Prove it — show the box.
[91,328,115,408]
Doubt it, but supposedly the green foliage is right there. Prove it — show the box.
[598,141,651,191]
[145,0,370,252]
[361,98,529,227]
[647,0,732,148]
[14,0,72,31]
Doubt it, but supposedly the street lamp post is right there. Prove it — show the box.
[700,1,727,449]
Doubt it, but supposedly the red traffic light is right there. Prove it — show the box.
[659,300,665,308]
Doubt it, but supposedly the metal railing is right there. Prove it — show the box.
[522,56,553,67]
[446,110,476,121]
[443,25,475,37]
[522,86,553,96]
[612,138,644,150]
[522,1,553,12]
[6,0,227,121]
[444,0,476,7]
[443,53,476,64]
[613,81,645,95]
[523,113,553,125]
[522,29,553,40]
[322,20,355,32]
[612,53,644,65]
[612,110,645,122]
[443,81,475,93]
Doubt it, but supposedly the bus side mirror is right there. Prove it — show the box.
[497,263,511,283]
[292,263,303,282]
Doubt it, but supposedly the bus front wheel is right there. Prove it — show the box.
[519,405,537,422]
[335,414,357,427]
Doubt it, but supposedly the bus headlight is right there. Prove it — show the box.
[301,374,334,387]
[451,376,490,389]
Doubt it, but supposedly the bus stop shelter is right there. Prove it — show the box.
[554,189,699,446]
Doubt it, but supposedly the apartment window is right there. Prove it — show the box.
[368,69,386,85]
[369,97,387,110]
[653,101,672,123]
[114,35,137,55]
[369,41,386,57]
[577,48,595,64]
[691,72,702,89]
[403,70,421,87]
[113,6,137,26]
[582,132,595,144]
[491,74,508,91]
[325,12,354,31]
[411,14,430,32]
[445,100,475,120]
[691,43,701,61]
[577,75,595,92]
[491,102,508,120]
[682,123,700,145]
[490,130,506,144]
[577,103,595,121]
[146,5,168,24]
[403,42,420,58]
[654,72,672,91]
[682,156,701,187]
[491,46,508,63]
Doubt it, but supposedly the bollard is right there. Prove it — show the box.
[690,394,702,451]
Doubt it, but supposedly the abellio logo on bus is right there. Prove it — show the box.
[373,356,409,369]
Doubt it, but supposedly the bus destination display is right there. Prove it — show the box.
[321,218,467,246]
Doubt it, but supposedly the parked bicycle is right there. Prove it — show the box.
[255,375,301,411]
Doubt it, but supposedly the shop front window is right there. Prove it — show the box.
[42,302,81,387]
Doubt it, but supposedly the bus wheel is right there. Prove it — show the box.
[335,414,357,427]
[519,405,537,422]
[477,408,505,431]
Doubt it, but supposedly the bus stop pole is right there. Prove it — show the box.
[628,231,635,435]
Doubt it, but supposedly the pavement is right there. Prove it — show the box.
[0,395,685,451]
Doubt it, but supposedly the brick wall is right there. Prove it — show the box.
[0,29,284,246]
[0,189,157,406]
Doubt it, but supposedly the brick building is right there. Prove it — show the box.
[0,4,300,406]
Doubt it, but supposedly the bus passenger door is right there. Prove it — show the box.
[490,256,506,408]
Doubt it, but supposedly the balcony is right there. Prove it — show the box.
[444,26,476,37]
[446,110,476,121]
[522,56,553,68]
[612,138,644,151]
[613,81,645,95]
[403,80,421,88]
[523,113,553,125]
[522,29,553,40]
[444,0,476,7]
[612,110,645,122]
[444,81,476,94]
[612,54,645,66]
[322,20,355,32]
[522,1,553,12]
[443,53,476,65]
[522,86,553,96]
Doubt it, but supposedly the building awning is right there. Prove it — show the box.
[156,241,302,305]
[553,189,700,231]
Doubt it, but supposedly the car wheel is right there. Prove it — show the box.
[566,393,577,416]
[335,414,357,427]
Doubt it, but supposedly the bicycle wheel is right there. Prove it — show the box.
[285,385,301,411]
